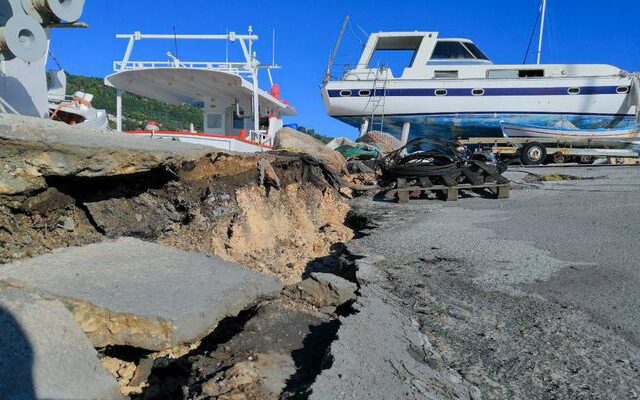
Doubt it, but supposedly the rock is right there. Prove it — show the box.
[57,216,76,232]
[83,192,182,238]
[202,378,224,396]
[258,158,281,189]
[273,128,346,175]
[128,357,154,388]
[356,131,402,154]
[0,238,283,351]
[0,285,122,399]
[101,357,124,377]
[326,137,355,150]
[346,160,375,174]
[285,272,357,308]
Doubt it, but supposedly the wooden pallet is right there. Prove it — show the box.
[388,161,511,203]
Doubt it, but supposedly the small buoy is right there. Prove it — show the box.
[271,84,280,100]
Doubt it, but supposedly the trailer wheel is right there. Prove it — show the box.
[521,143,547,166]
[578,155,595,165]
[551,152,565,164]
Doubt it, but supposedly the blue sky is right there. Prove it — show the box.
[51,0,640,139]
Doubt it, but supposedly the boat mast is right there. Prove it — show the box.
[536,0,547,64]
[324,15,350,85]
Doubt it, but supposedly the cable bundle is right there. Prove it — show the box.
[379,138,466,178]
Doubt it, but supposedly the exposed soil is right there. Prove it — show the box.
[0,153,352,284]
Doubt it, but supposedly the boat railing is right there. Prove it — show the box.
[249,130,273,147]
[113,61,253,76]
[326,63,390,82]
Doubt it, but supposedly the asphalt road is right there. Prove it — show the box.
[331,166,640,399]
[469,166,640,348]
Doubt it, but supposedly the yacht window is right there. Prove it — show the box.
[340,90,352,97]
[431,41,475,60]
[434,70,459,79]
[568,87,581,95]
[461,42,489,60]
[617,86,630,94]
[233,112,244,129]
[368,50,417,74]
[207,113,223,129]
[472,89,485,96]
[367,35,422,73]
[487,70,519,79]
[519,69,544,78]
[435,89,448,96]
[359,90,371,97]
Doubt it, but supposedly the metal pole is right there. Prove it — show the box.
[536,0,547,65]
[116,89,123,132]
[324,15,350,85]
[400,122,411,146]
[252,66,259,135]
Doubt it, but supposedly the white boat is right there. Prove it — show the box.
[501,122,640,140]
[105,27,296,153]
[47,70,108,129]
[322,4,640,141]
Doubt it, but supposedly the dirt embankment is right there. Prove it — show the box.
[0,142,352,284]
[0,116,361,399]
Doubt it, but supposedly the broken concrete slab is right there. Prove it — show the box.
[0,285,122,400]
[284,272,357,308]
[0,114,215,197]
[0,238,283,351]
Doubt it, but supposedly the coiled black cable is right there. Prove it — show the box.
[379,138,466,178]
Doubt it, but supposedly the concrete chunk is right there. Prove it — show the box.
[285,272,357,308]
[0,286,122,399]
[0,238,283,351]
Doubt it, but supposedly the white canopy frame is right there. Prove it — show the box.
[110,27,280,135]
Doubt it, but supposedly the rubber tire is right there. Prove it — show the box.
[521,143,547,166]
[551,152,566,165]
[578,156,595,165]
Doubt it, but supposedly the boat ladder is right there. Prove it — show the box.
[368,67,389,133]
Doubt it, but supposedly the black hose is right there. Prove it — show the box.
[379,138,465,178]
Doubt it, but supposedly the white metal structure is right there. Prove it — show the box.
[537,0,547,65]
[322,29,639,141]
[105,27,295,153]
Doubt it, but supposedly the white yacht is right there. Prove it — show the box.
[105,28,296,153]
[322,21,639,140]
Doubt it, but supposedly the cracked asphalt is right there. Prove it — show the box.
[317,165,640,399]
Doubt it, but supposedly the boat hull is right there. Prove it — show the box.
[125,131,272,153]
[323,76,637,140]
[501,123,640,140]
[335,113,637,141]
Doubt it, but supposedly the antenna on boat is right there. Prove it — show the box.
[536,0,547,64]
[172,26,179,60]
[324,15,350,85]
[272,28,276,66]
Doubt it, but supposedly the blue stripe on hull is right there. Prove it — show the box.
[328,86,627,98]
[335,113,638,140]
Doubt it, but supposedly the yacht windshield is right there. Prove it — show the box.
[431,42,475,60]
[462,42,489,60]
[431,41,489,61]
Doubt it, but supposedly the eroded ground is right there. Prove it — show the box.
[318,166,640,399]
